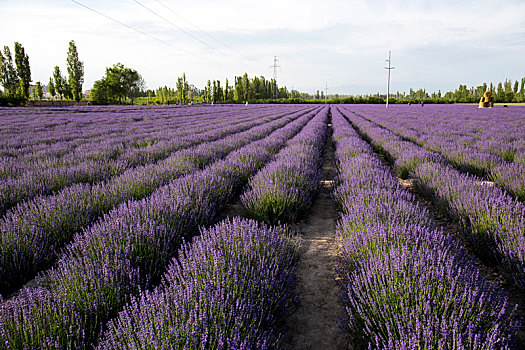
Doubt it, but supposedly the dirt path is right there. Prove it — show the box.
[282,121,349,350]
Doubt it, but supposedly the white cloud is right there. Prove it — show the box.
[0,0,523,94]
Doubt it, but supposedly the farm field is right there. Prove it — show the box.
[0,104,524,349]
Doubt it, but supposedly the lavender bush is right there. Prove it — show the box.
[241,107,328,224]
[0,107,315,296]
[97,217,298,349]
[0,109,269,215]
[0,107,318,348]
[330,106,519,348]
[337,106,525,291]
[342,105,525,201]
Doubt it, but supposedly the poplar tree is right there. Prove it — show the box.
[35,81,43,100]
[14,42,31,98]
[48,77,56,100]
[0,46,19,95]
[67,40,84,101]
[53,66,64,100]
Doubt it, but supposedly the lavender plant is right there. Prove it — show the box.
[97,217,298,349]
[0,107,318,348]
[241,107,328,224]
[330,106,519,348]
[338,106,525,291]
[342,104,525,201]
[0,106,315,296]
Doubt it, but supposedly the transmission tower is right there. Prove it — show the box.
[270,56,280,99]
[385,51,395,108]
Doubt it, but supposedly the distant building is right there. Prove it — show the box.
[28,84,53,100]
[28,84,37,98]
[83,90,91,99]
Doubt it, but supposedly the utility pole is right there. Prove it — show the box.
[270,56,280,99]
[325,82,328,104]
[385,51,395,108]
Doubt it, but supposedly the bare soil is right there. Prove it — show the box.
[281,123,349,350]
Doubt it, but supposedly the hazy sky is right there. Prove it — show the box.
[1,0,524,94]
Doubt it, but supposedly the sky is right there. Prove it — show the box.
[0,0,524,95]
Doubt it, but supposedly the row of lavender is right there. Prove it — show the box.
[338,108,525,291]
[241,106,328,223]
[0,105,258,154]
[96,107,331,348]
[0,107,207,170]
[0,106,314,296]
[345,105,525,201]
[0,107,321,348]
[331,106,519,348]
[0,111,242,214]
[344,105,525,162]
[0,106,276,187]
[0,107,291,216]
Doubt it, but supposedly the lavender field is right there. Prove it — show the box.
[0,104,524,349]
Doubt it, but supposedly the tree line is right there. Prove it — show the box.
[0,40,84,105]
[1,40,524,105]
[379,79,525,104]
[140,76,525,105]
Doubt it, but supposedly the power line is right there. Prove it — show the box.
[132,0,217,52]
[69,0,222,67]
[153,0,233,51]
[153,0,260,65]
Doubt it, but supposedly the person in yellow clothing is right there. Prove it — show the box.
[478,91,494,108]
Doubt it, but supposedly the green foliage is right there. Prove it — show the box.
[63,80,73,100]
[66,40,84,102]
[14,42,31,98]
[35,81,43,100]
[90,79,110,104]
[48,77,56,99]
[0,46,19,95]
[53,66,65,100]
[0,95,25,106]
[176,73,189,104]
[91,63,144,104]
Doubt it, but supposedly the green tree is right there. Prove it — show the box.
[519,78,525,102]
[496,82,503,101]
[66,40,84,102]
[91,63,144,104]
[63,80,73,100]
[48,77,56,100]
[182,73,189,103]
[14,42,31,98]
[35,81,43,100]
[0,46,19,95]
[53,66,64,100]
[206,80,212,103]
[224,78,230,102]
[242,73,249,102]
[176,73,189,104]
[90,79,110,104]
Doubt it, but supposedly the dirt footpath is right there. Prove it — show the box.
[282,122,349,350]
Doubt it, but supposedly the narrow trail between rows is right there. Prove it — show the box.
[282,119,348,350]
